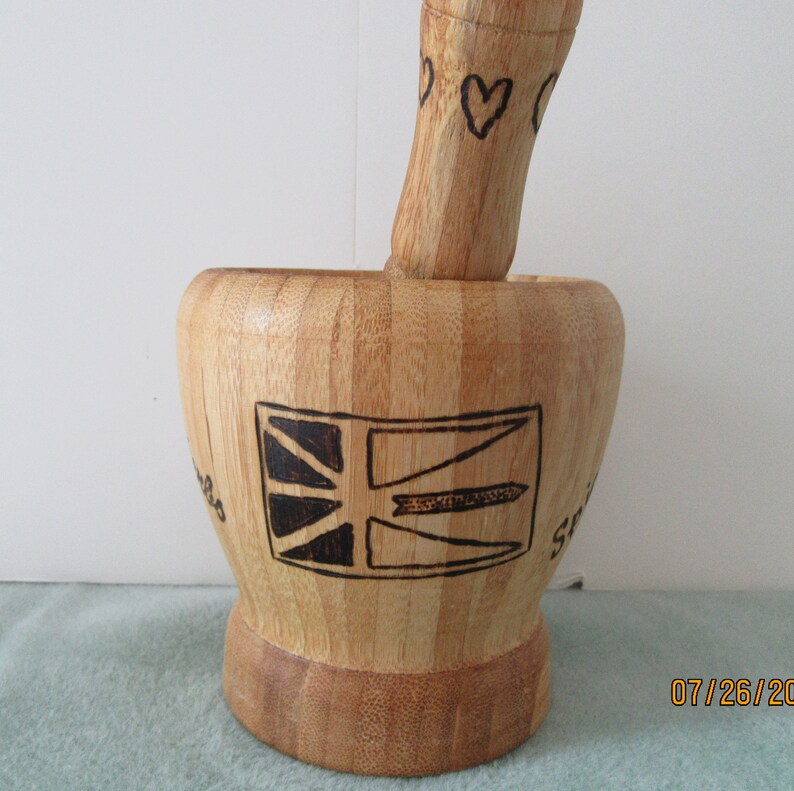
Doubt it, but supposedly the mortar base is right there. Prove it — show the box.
[222,601,551,776]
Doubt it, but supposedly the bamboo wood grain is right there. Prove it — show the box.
[177,0,624,777]
[223,600,551,776]
[177,270,623,772]
[385,0,584,280]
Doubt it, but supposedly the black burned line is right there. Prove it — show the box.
[419,53,435,108]
[461,74,514,140]
[193,459,226,522]
[392,482,529,516]
[532,72,559,133]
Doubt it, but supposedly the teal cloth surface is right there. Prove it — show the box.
[0,584,791,790]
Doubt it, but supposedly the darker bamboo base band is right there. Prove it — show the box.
[222,602,551,776]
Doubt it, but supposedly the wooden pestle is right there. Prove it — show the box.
[385,0,584,281]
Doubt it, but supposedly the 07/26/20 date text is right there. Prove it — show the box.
[671,678,794,707]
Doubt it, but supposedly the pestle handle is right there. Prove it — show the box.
[384,0,584,281]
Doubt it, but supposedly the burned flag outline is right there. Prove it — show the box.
[255,403,542,579]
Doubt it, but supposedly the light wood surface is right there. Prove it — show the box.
[223,599,551,776]
[177,270,623,772]
[177,0,623,776]
[385,0,584,280]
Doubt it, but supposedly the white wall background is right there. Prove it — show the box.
[1,1,792,589]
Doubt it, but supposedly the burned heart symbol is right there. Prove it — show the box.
[461,75,513,140]
[532,72,559,133]
[419,54,435,108]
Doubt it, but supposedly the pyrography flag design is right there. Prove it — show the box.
[255,402,542,579]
